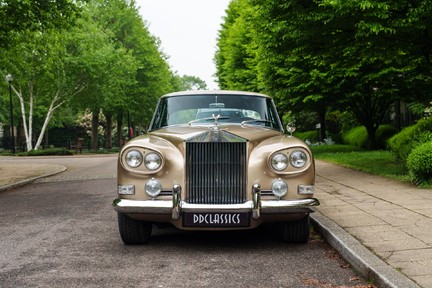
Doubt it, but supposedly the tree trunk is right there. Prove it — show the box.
[117,111,123,147]
[365,124,378,150]
[105,112,113,149]
[318,108,327,142]
[91,109,99,150]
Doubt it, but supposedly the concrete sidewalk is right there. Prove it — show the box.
[314,160,430,288]
[0,157,429,287]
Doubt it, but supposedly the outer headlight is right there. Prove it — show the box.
[144,152,162,170]
[145,178,162,197]
[272,179,288,198]
[290,150,307,168]
[271,153,288,171]
[126,150,143,168]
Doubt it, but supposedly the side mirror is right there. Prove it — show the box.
[286,122,296,136]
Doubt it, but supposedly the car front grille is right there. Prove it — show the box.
[186,142,247,204]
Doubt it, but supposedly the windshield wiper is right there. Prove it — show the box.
[241,119,274,127]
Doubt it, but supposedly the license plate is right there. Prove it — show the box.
[183,212,250,227]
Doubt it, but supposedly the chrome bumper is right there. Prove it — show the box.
[113,184,319,220]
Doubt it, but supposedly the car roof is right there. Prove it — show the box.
[161,90,272,99]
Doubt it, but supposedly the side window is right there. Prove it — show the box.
[151,100,168,129]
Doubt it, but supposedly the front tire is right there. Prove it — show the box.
[281,214,310,243]
[118,212,152,245]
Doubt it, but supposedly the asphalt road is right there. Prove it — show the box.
[0,156,371,287]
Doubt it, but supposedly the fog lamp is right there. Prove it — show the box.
[145,178,162,198]
[272,179,288,198]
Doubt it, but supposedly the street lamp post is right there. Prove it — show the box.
[5,74,15,154]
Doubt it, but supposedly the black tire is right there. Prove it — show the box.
[117,212,152,245]
[281,214,310,243]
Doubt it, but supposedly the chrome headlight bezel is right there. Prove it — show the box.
[290,150,307,168]
[125,150,143,168]
[270,153,289,171]
[144,152,162,171]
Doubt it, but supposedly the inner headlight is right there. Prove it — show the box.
[126,150,143,168]
[290,150,307,168]
[272,179,288,198]
[144,152,162,170]
[271,153,288,171]
[145,178,162,197]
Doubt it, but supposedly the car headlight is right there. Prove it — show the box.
[272,179,288,198]
[271,153,288,171]
[145,178,162,197]
[126,150,143,168]
[290,150,307,168]
[144,152,162,170]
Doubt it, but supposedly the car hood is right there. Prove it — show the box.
[138,125,307,149]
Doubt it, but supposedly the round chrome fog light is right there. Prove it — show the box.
[145,178,162,197]
[272,179,288,198]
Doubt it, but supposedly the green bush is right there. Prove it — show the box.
[407,141,432,185]
[388,118,432,160]
[342,126,368,148]
[293,130,318,142]
[18,148,74,156]
[342,125,397,149]
[376,125,398,149]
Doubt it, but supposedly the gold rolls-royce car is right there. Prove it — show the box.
[113,90,319,244]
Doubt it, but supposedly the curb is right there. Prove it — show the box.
[0,166,67,192]
[311,212,420,288]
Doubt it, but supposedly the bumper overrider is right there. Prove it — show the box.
[113,184,320,222]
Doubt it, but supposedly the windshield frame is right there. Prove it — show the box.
[148,93,284,132]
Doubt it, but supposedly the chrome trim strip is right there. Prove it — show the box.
[261,198,320,209]
[113,199,173,214]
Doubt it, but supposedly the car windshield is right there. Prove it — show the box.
[149,94,282,131]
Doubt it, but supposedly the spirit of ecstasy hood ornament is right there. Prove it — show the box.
[211,114,221,130]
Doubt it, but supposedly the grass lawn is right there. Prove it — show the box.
[310,145,410,182]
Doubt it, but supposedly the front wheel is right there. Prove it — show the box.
[117,212,152,245]
[280,214,310,243]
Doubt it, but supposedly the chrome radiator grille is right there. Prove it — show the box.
[186,142,247,204]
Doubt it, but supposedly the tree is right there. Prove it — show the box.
[178,75,208,90]
[83,0,176,148]
[0,0,82,49]
[216,0,432,149]
[215,0,259,91]
[1,29,86,151]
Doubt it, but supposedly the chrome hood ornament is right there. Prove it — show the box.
[211,114,221,131]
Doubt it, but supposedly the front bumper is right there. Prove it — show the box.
[113,184,319,221]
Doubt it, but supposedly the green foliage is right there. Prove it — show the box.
[375,125,398,149]
[0,0,82,49]
[343,125,397,149]
[1,0,178,150]
[177,75,208,91]
[293,131,318,143]
[342,126,368,148]
[388,118,432,160]
[18,148,74,156]
[216,0,432,150]
[311,144,363,155]
[407,142,432,185]
[314,148,407,180]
